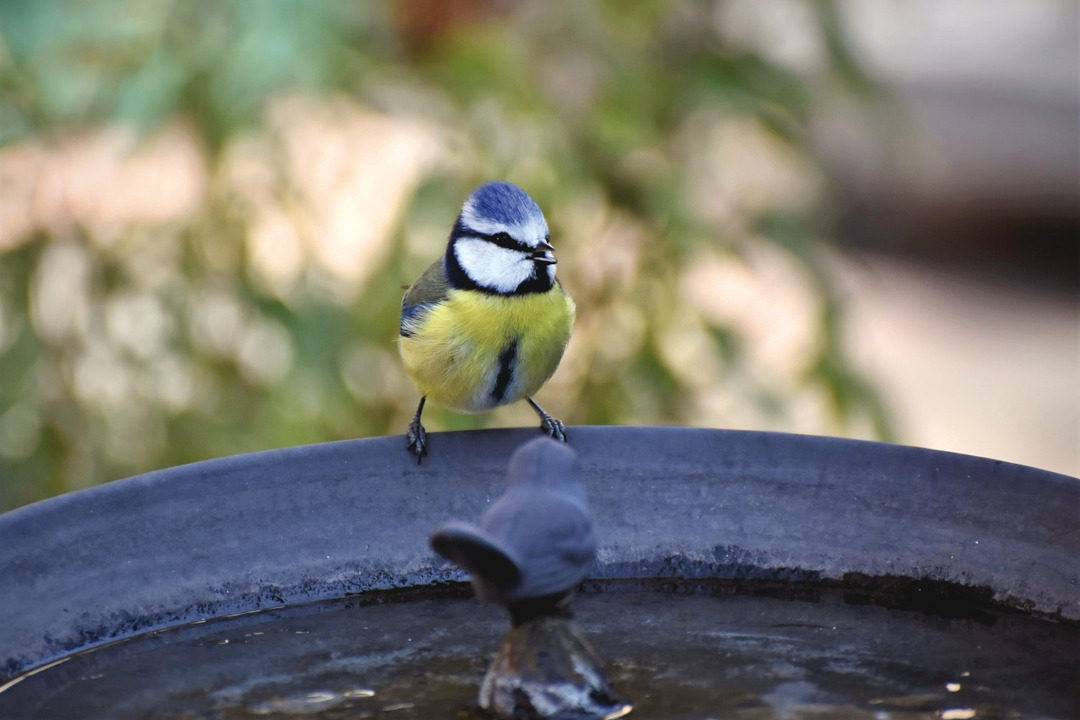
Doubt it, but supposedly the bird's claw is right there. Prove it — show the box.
[407,421,428,463]
[539,414,567,443]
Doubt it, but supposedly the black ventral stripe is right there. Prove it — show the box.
[492,339,518,403]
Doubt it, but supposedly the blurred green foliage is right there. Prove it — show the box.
[0,0,892,510]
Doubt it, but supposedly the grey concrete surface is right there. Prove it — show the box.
[1,427,1077,682]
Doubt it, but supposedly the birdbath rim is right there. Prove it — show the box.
[1,425,1077,682]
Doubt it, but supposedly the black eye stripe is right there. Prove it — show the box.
[484,231,530,252]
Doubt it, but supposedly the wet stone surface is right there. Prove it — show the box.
[2,581,1077,720]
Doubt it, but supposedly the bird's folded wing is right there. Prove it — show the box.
[430,520,522,588]
[402,257,452,307]
[400,258,452,337]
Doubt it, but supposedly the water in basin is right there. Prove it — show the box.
[1,580,1076,719]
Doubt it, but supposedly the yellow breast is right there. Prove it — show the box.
[399,288,575,413]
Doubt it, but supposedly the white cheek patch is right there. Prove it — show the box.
[454,237,537,293]
[461,200,549,249]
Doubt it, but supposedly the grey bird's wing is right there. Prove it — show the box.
[500,491,596,602]
[400,256,451,337]
[430,520,522,589]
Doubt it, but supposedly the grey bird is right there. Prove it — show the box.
[430,437,596,616]
[430,438,627,718]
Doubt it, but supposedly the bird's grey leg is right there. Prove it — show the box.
[407,396,428,462]
[526,397,567,443]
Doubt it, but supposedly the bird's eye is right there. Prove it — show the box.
[489,232,520,250]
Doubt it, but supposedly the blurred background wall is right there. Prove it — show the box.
[818,1,1078,484]
[1,0,1076,510]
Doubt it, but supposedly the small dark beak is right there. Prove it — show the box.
[533,242,557,265]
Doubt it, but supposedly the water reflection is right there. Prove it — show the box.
[3,587,1076,720]
[245,688,373,715]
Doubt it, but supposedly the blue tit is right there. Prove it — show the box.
[429,437,596,617]
[398,181,575,462]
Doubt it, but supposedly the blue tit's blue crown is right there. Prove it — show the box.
[464,182,545,234]
[457,182,549,247]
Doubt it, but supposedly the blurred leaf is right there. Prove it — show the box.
[113,47,187,128]
[689,51,810,142]
[812,0,877,97]
[0,0,895,509]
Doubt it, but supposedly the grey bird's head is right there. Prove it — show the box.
[430,438,595,617]
[445,181,558,296]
